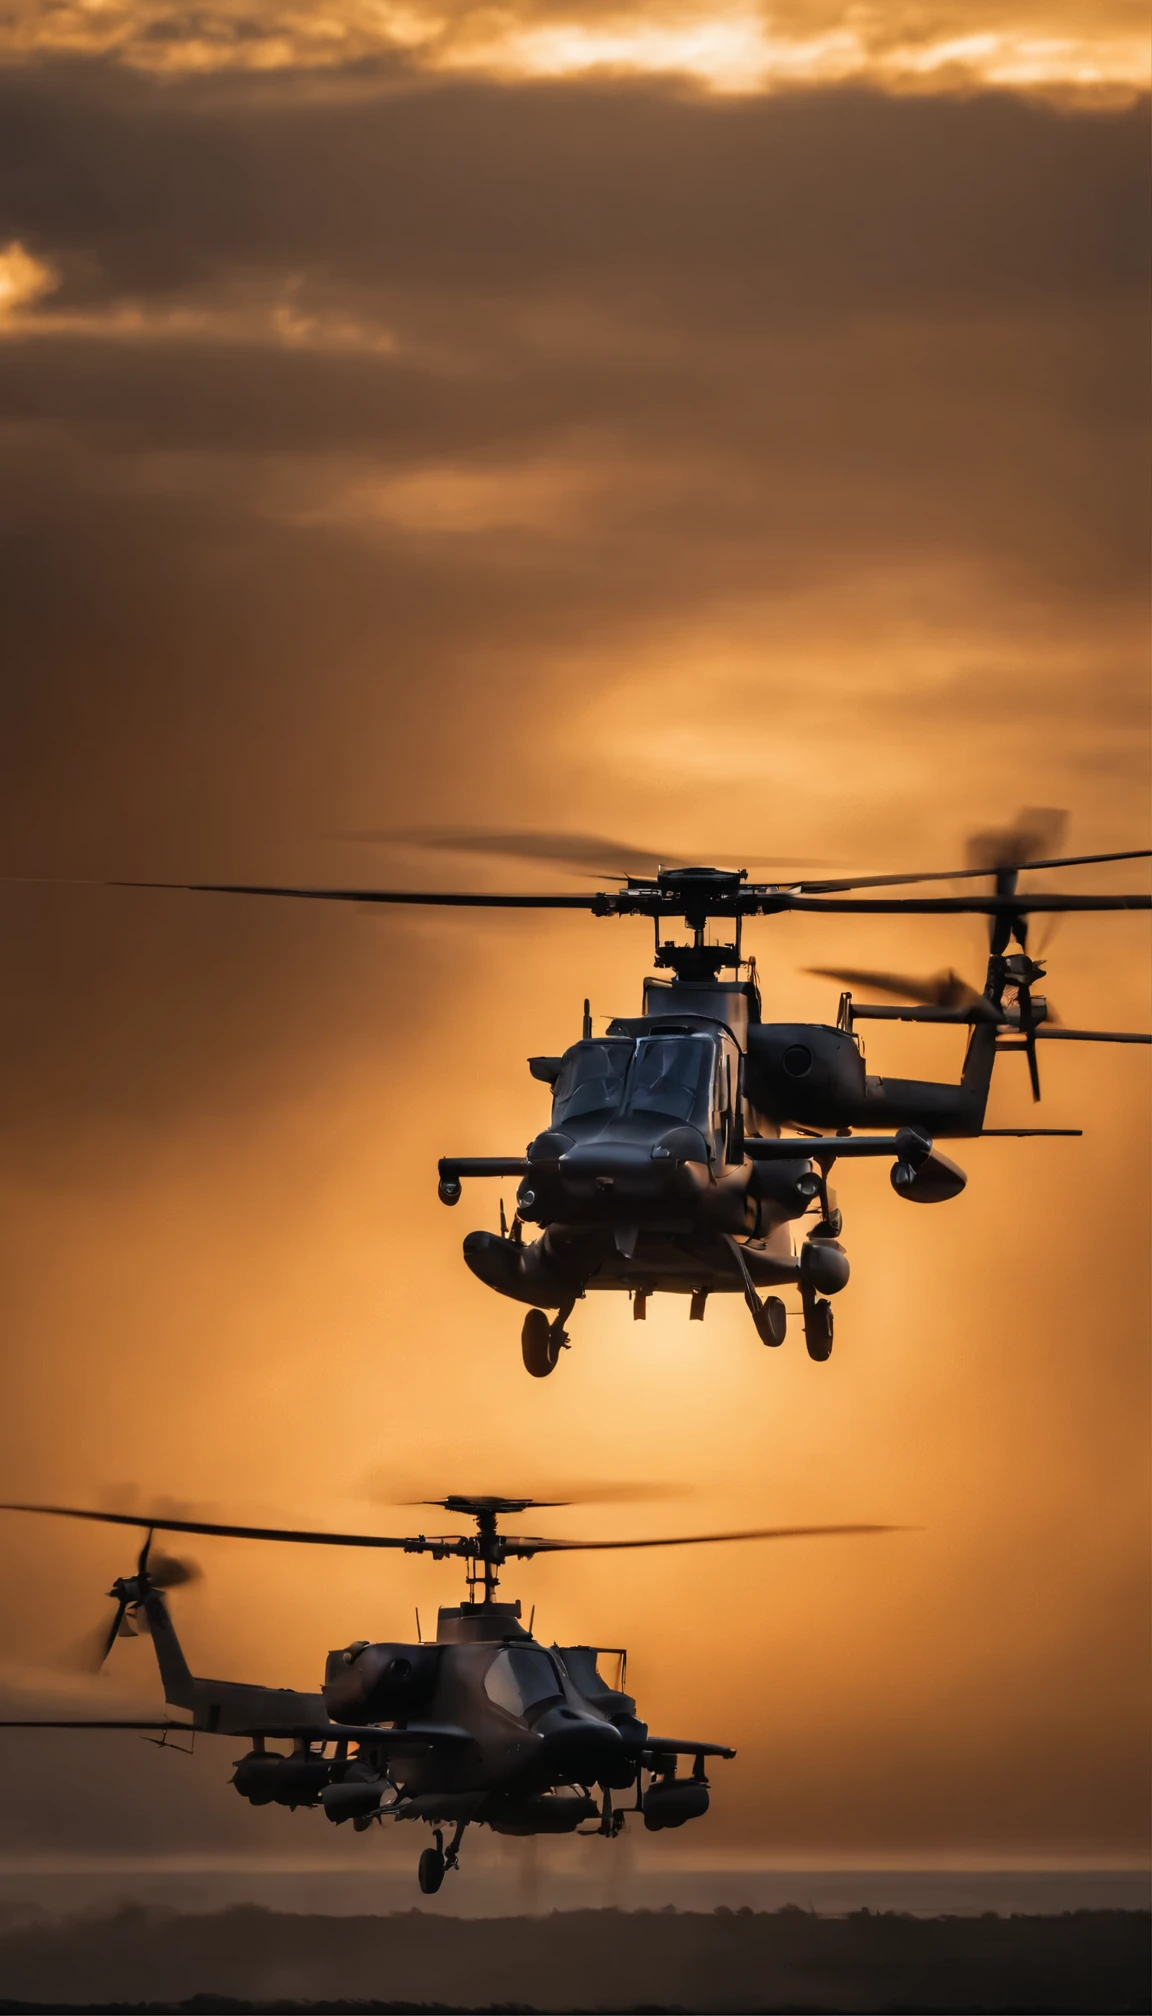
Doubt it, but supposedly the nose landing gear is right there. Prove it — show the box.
[521,1301,574,1378]
[725,1234,844,1360]
[418,1821,467,1893]
[799,1239,846,1362]
[723,1236,788,1348]
[802,1298,834,1361]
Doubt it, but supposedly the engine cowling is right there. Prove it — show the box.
[745,1025,868,1130]
[322,1641,439,1725]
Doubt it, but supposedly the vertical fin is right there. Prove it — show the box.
[140,1589,196,1711]
[958,1018,997,1127]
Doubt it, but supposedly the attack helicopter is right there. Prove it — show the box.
[0,1496,897,1893]
[95,810,1149,1373]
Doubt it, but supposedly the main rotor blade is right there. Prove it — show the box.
[354,827,831,880]
[786,894,1150,916]
[504,1522,906,1555]
[1,1504,904,1558]
[0,1719,181,1730]
[1030,1028,1152,1043]
[806,965,983,1008]
[361,826,672,877]
[108,881,602,910]
[0,1504,442,1551]
[100,882,1150,919]
[788,847,1149,894]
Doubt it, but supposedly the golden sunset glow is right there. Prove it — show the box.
[1,0,1147,95]
[0,0,1146,1898]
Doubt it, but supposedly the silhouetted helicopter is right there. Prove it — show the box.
[0,1497,898,1892]
[98,810,1149,1372]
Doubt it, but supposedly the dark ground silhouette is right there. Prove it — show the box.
[0,1905,1146,2013]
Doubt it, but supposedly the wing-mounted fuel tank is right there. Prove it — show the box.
[323,1641,440,1725]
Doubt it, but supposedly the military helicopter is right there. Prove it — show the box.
[99,810,1149,1373]
[0,1496,897,1893]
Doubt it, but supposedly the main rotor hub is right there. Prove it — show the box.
[615,866,753,981]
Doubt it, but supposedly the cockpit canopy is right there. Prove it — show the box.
[553,1034,715,1129]
[549,1028,740,1159]
[483,1645,565,1720]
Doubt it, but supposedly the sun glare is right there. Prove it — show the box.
[0,242,57,324]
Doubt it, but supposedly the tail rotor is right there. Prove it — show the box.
[69,1529,200,1674]
[967,809,1069,1101]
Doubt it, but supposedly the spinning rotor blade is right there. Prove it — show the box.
[407,1484,684,1512]
[1030,1027,1151,1043]
[108,880,600,911]
[352,827,831,880]
[95,882,1150,919]
[0,1503,902,1560]
[353,826,673,879]
[806,965,983,1009]
[54,1537,199,1672]
[147,1553,201,1589]
[798,807,1138,892]
[785,893,1149,916]
[783,850,1147,894]
[965,807,1067,874]
[0,1504,427,1552]
[66,1600,132,1675]
[503,1522,905,1556]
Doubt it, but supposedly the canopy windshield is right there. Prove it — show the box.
[630,1034,714,1125]
[552,1041,631,1125]
[483,1647,564,1719]
[552,1033,717,1130]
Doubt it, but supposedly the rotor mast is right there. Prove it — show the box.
[464,1505,504,1607]
[646,868,749,982]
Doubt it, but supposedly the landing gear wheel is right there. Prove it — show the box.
[804,1299,834,1362]
[418,1845,446,1894]
[753,1296,787,1348]
[521,1308,560,1378]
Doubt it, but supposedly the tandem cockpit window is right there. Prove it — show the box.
[483,1647,564,1719]
[552,1034,718,1130]
[552,1041,631,1125]
[631,1034,714,1127]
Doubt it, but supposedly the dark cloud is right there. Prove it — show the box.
[0,63,1145,1145]
[0,69,1144,315]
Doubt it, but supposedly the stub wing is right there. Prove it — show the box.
[0,1713,475,1750]
[631,1737,736,1759]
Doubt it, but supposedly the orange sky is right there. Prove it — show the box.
[0,0,1147,1878]
[2,0,1147,96]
